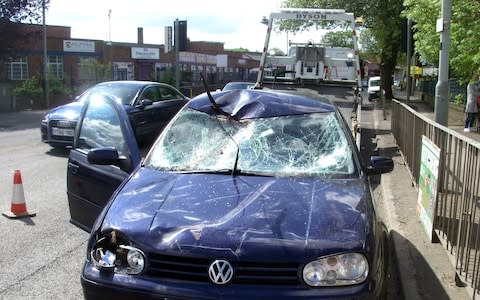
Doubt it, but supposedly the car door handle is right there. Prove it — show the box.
[68,161,79,174]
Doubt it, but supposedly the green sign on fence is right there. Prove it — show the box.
[417,135,440,241]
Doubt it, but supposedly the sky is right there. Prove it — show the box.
[44,0,305,53]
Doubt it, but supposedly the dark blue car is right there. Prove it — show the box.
[67,89,393,299]
[41,81,189,148]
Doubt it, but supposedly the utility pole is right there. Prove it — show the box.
[42,0,49,108]
[406,18,412,105]
[174,19,180,90]
[434,0,451,126]
[108,9,113,80]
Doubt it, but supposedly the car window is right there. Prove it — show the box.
[158,86,181,101]
[140,86,160,102]
[369,79,380,87]
[91,83,141,105]
[77,95,128,156]
[145,108,356,177]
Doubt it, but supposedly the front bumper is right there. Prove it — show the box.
[40,120,75,148]
[81,261,374,300]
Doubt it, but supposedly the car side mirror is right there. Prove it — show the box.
[366,156,394,175]
[137,99,153,108]
[87,147,124,166]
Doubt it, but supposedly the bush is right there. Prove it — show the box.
[454,93,465,105]
[13,75,43,99]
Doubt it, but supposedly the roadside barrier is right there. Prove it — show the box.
[2,170,36,218]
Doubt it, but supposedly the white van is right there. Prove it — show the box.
[367,76,381,101]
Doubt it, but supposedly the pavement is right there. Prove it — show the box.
[373,90,472,299]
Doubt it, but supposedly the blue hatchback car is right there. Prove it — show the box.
[67,88,393,299]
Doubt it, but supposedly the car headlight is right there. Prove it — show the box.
[41,116,49,125]
[90,232,146,275]
[303,253,368,286]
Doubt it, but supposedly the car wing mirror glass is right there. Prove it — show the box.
[366,156,394,175]
[136,99,153,108]
[87,147,122,165]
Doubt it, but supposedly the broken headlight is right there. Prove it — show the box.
[90,231,146,275]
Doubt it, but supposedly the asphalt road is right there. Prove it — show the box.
[0,119,89,299]
[0,86,402,299]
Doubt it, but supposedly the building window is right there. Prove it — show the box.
[6,57,28,80]
[48,56,64,80]
[77,57,96,80]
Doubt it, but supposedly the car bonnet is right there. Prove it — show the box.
[100,167,370,260]
[46,101,84,120]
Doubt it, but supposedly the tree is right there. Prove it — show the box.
[279,0,404,99]
[0,0,49,59]
[320,31,354,48]
[403,0,480,83]
[358,27,380,62]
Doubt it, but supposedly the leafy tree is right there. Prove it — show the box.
[403,0,480,83]
[320,31,354,48]
[279,0,404,99]
[0,0,49,59]
[269,47,286,56]
[226,47,249,52]
[358,27,380,62]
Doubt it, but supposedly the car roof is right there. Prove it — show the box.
[96,80,165,87]
[225,81,255,85]
[188,89,335,120]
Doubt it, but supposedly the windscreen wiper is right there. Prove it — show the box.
[199,72,236,120]
[199,72,240,176]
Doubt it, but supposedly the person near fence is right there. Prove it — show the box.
[464,74,480,132]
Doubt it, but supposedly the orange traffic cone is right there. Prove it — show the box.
[2,170,36,218]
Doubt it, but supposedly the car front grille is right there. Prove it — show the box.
[48,119,76,141]
[146,253,300,285]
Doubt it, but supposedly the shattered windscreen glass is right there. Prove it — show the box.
[144,107,356,177]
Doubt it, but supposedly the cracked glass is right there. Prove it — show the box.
[145,107,356,177]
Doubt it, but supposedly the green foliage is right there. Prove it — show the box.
[454,93,465,105]
[403,0,480,82]
[13,75,42,99]
[279,0,404,98]
[92,61,112,81]
[321,31,353,48]
[226,47,249,52]
[159,69,175,85]
[47,72,71,96]
[358,28,379,61]
[13,72,71,99]
[0,0,49,59]
[269,47,285,56]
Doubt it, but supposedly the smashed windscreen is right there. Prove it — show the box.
[144,107,356,177]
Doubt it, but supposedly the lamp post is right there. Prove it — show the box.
[108,9,113,80]
[42,0,49,108]
[434,0,451,126]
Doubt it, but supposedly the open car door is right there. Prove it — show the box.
[66,94,142,232]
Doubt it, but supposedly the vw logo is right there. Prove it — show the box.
[208,259,233,285]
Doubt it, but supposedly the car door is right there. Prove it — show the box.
[128,85,159,140]
[151,85,189,132]
[67,94,141,232]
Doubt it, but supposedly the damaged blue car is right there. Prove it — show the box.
[67,87,393,299]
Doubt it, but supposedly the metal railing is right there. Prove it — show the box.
[391,99,480,298]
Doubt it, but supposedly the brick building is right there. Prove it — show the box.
[0,22,261,111]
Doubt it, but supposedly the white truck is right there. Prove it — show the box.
[256,8,361,88]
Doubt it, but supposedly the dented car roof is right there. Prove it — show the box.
[188,89,335,120]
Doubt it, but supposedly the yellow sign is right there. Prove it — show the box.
[410,66,422,75]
